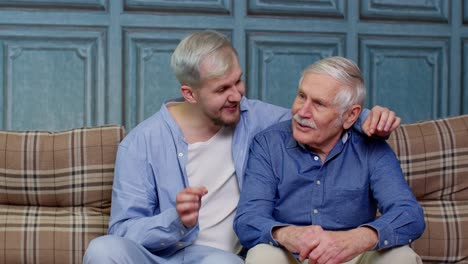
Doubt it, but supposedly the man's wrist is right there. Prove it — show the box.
[353,226,378,251]
[272,226,288,244]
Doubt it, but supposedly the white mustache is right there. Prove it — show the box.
[293,114,317,129]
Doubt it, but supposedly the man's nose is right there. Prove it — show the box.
[228,87,242,102]
[298,101,312,117]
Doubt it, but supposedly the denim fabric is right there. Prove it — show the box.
[234,120,425,250]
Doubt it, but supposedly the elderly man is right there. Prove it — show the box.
[83,31,401,264]
[234,56,425,264]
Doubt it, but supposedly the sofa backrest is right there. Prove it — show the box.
[387,114,468,201]
[0,125,125,208]
[387,114,468,263]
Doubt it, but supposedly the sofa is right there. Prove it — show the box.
[387,114,468,263]
[0,115,466,263]
[0,125,124,264]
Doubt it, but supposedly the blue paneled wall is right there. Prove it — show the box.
[0,0,466,131]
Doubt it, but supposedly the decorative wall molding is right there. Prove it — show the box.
[248,0,345,18]
[0,1,465,130]
[124,0,232,15]
[462,39,468,113]
[0,27,107,130]
[360,36,449,122]
[247,32,345,108]
[463,0,468,24]
[0,0,107,11]
[360,0,449,22]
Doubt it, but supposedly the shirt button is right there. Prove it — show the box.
[313,209,318,214]
[160,242,165,246]
[409,239,412,243]
[178,152,184,157]
[316,180,321,185]
[384,240,388,246]
[178,242,184,247]
[180,230,185,235]
[314,156,319,161]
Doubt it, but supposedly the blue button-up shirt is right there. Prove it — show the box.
[234,120,425,250]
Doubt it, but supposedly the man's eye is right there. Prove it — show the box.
[315,102,326,108]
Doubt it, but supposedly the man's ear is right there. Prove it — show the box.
[180,85,197,103]
[343,105,362,130]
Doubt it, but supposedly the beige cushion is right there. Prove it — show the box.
[387,115,468,263]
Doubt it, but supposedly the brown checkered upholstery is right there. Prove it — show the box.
[387,115,468,263]
[0,125,124,264]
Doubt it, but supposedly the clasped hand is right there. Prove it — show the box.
[273,225,378,264]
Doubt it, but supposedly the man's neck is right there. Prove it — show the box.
[167,101,222,144]
[306,133,344,162]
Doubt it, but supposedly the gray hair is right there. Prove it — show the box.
[171,30,237,87]
[300,56,366,116]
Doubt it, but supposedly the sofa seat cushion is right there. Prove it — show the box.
[412,200,468,263]
[0,204,109,263]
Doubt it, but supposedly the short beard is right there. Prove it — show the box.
[211,109,240,127]
[212,116,239,127]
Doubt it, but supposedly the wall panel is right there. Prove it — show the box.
[247,32,345,108]
[360,36,449,122]
[124,29,184,129]
[0,27,106,131]
[360,0,449,22]
[124,0,232,14]
[0,0,466,131]
[247,0,345,18]
[462,39,468,113]
[0,0,107,11]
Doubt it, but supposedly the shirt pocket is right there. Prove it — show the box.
[330,186,376,228]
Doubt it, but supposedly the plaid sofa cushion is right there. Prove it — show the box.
[387,115,468,263]
[0,125,124,207]
[0,125,124,264]
[0,205,108,264]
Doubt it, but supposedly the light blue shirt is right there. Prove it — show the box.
[234,120,425,250]
[108,97,290,256]
[108,97,369,257]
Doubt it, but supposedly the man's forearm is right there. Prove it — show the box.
[347,227,379,252]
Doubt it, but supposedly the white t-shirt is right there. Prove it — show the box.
[186,126,242,253]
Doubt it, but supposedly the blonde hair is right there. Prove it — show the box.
[171,30,237,87]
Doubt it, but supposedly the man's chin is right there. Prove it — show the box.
[213,115,240,127]
[292,129,311,145]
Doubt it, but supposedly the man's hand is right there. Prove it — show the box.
[175,186,208,228]
[362,106,401,137]
[273,226,378,264]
